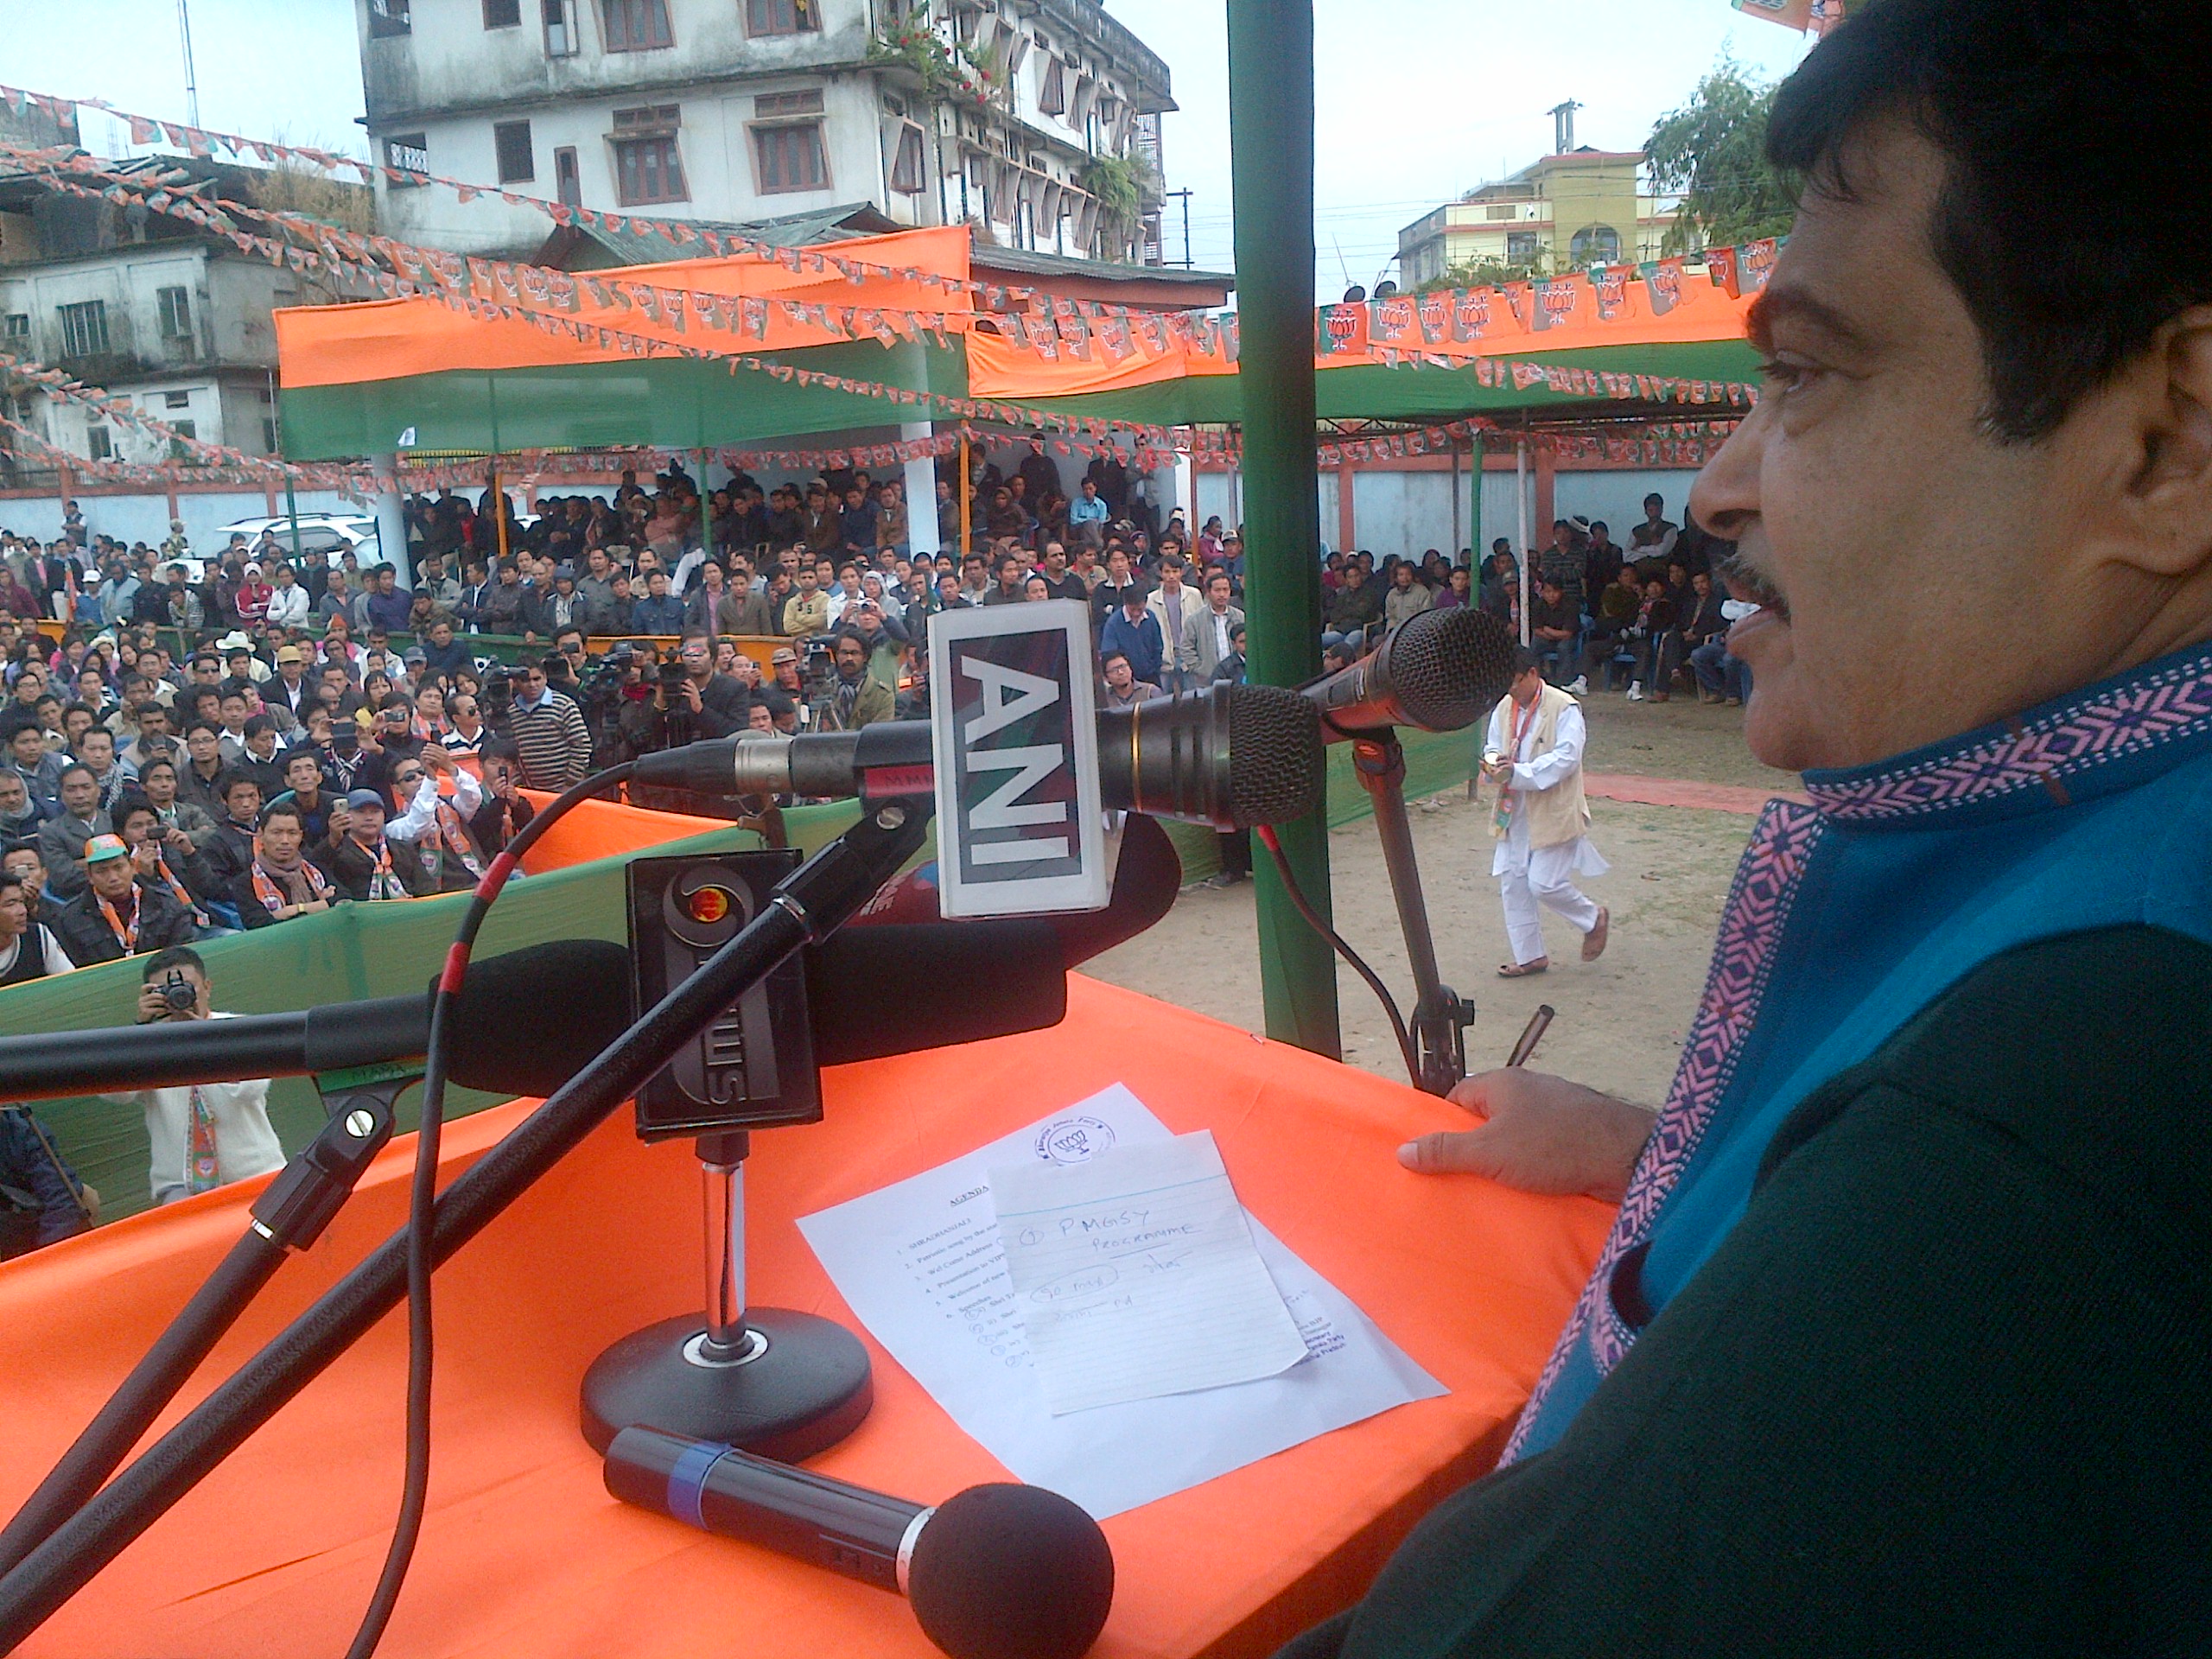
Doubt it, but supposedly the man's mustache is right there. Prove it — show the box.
[1715,547,1789,620]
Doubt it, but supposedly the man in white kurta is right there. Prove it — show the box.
[1483,657,1609,976]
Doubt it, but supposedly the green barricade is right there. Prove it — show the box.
[2,799,864,1222]
[5,721,1479,1219]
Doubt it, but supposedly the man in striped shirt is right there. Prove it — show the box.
[505,659,594,790]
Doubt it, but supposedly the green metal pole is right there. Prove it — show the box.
[1226,0,1339,1058]
[271,371,303,568]
[697,448,714,569]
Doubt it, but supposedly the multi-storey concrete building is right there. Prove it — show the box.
[0,158,367,474]
[1396,149,1677,289]
[353,0,1178,265]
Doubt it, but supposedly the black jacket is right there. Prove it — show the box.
[52,880,196,964]
[1285,925,2212,1659]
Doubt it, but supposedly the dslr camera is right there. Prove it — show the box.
[160,969,197,1016]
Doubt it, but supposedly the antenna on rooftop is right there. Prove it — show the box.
[1548,99,1581,155]
[176,0,202,130]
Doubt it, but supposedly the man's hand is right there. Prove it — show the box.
[677,678,703,715]
[133,982,174,1026]
[1397,1069,1656,1202]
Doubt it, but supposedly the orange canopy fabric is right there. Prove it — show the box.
[965,271,1757,403]
[0,978,1610,1658]
[275,226,974,390]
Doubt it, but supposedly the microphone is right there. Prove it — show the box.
[0,817,1181,1106]
[810,812,1179,1067]
[1304,606,1518,741]
[628,683,1326,831]
[606,1426,1114,1659]
[0,939,634,1104]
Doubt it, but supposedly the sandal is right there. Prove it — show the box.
[1582,906,1611,962]
[1497,958,1550,978]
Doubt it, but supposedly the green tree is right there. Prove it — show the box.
[1411,251,1558,295]
[1645,55,1798,255]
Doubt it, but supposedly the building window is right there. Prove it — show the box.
[746,0,820,35]
[1505,230,1539,264]
[3,314,29,338]
[168,419,197,462]
[555,145,582,206]
[888,124,926,194]
[385,132,430,182]
[543,0,579,54]
[162,390,191,410]
[753,123,829,194]
[368,0,411,36]
[483,0,522,24]
[156,285,192,338]
[1485,204,1518,221]
[264,417,278,453]
[1568,223,1620,264]
[600,0,672,50]
[755,89,823,117]
[495,120,535,183]
[57,300,109,359]
[612,107,687,204]
[86,427,111,461]
[1037,57,1065,117]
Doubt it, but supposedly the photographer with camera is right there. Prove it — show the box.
[670,631,752,738]
[104,946,283,1205]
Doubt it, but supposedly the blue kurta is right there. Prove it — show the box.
[1509,639,2212,1459]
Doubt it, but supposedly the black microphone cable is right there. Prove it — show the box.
[342,760,633,1659]
[1252,824,1421,1088]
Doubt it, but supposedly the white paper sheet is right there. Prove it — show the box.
[991,1132,1312,1414]
[797,1085,1446,1518]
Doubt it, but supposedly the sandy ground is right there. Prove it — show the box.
[1088,697,1795,1106]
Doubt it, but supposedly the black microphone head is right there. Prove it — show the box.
[443,938,634,1096]
[807,919,1067,1067]
[1375,607,1519,735]
[1224,684,1326,828]
[907,1484,1115,1659]
[1098,683,1323,830]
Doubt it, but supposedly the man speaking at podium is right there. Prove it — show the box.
[1299,3,2212,1652]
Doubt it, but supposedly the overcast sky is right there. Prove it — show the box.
[3,0,1814,286]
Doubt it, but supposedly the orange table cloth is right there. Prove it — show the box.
[0,979,1611,1658]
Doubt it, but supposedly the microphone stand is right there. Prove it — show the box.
[1348,732,1474,1096]
[0,1072,404,1578]
[0,795,931,1647]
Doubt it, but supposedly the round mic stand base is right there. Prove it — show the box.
[579,1130,873,1460]
[578,1309,873,1460]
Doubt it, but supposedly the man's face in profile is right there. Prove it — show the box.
[1691,119,2184,772]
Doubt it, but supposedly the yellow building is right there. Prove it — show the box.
[1397,148,1676,287]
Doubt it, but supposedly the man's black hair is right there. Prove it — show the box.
[217,768,259,800]
[243,714,275,739]
[111,791,156,827]
[1769,0,2212,441]
[55,762,94,788]
[1512,645,1543,678]
[258,798,306,826]
[140,944,204,982]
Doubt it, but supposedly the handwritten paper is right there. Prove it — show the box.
[990,1133,1310,1414]
[797,1085,1446,1518]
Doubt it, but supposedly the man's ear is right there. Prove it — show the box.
[2119,305,2212,577]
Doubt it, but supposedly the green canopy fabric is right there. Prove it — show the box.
[277,335,1758,462]
[278,340,967,462]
